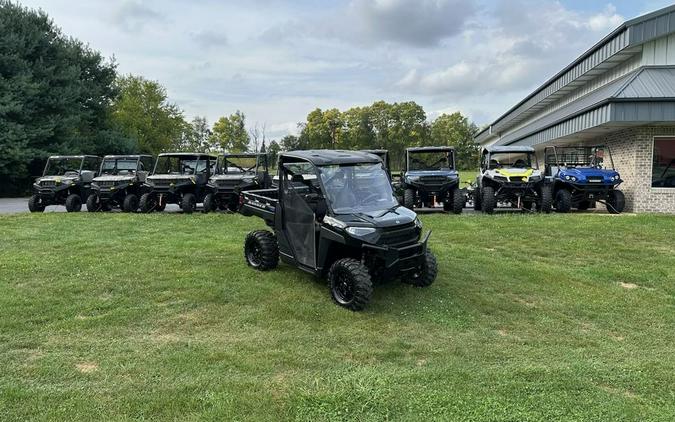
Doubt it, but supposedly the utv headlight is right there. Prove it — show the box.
[346,227,377,237]
[323,216,347,229]
[565,175,571,180]
[570,176,577,182]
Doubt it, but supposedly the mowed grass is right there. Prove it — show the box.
[0,212,673,421]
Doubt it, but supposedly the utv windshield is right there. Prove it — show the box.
[154,156,209,175]
[100,158,138,175]
[223,156,257,174]
[44,157,83,176]
[488,152,536,169]
[551,147,614,169]
[408,151,453,171]
[319,163,398,214]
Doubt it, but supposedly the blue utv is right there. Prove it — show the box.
[544,145,625,213]
[400,146,463,213]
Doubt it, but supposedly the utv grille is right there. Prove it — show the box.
[509,176,525,182]
[40,180,56,187]
[419,176,448,184]
[153,179,175,187]
[218,180,239,188]
[379,223,418,247]
[97,181,115,187]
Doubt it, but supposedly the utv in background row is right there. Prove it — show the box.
[400,146,463,213]
[87,155,155,212]
[29,155,101,212]
[240,150,437,311]
[204,153,271,212]
[474,146,552,213]
[140,152,218,213]
[545,145,625,213]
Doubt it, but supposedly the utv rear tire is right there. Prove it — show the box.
[404,250,438,287]
[473,187,481,211]
[328,258,373,311]
[65,194,82,212]
[606,190,625,214]
[403,189,415,209]
[139,193,156,213]
[244,230,279,271]
[539,185,553,213]
[28,195,45,213]
[123,194,139,213]
[481,186,496,214]
[450,188,464,214]
[203,193,215,213]
[181,193,196,214]
[86,194,100,212]
[555,189,572,213]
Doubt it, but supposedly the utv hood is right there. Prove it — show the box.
[333,206,417,228]
[147,175,193,181]
[94,175,135,183]
[405,170,458,178]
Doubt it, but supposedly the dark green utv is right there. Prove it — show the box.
[86,155,155,212]
[29,155,101,212]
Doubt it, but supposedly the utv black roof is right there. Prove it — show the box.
[361,149,388,154]
[48,155,100,159]
[223,152,265,157]
[484,145,535,153]
[157,152,218,158]
[281,150,381,166]
[102,154,154,159]
[406,146,455,152]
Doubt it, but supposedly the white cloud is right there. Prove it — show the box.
[587,5,624,32]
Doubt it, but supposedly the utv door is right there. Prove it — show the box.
[280,163,316,269]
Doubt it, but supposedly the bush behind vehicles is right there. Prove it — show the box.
[400,147,463,213]
[87,155,154,212]
[204,153,270,212]
[545,145,625,213]
[29,155,101,212]
[140,153,218,214]
[240,150,438,311]
[474,146,552,213]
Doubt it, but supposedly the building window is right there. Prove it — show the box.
[652,138,675,188]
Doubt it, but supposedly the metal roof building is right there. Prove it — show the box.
[475,5,675,213]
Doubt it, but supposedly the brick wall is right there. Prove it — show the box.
[598,126,675,213]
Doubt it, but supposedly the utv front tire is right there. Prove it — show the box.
[328,258,373,311]
[244,230,279,271]
[539,185,553,213]
[28,195,45,213]
[123,194,139,213]
[139,193,156,213]
[203,193,215,213]
[450,188,464,214]
[181,193,196,214]
[65,194,82,212]
[86,194,100,212]
[403,189,415,209]
[606,190,625,214]
[481,186,496,214]
[405,250,438,287]
[555,189,572,213]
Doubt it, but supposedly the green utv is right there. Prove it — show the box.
[240,150,437,311]
[474,146,552,213]
[140,153,218,214]
[204,153,271,212]
[29,155,101,212]
[86,155,155,212]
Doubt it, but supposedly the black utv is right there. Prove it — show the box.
[474,146,552,213]
[400,146,463,213]
[140,152,218,214]
[86,155,155,212]
[29,155,101,212]
[204,153,271,212]
[240,150,438,311]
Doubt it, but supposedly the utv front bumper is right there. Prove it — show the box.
[364,231,430,275]
[407,180,459,195]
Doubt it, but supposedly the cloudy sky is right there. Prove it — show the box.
[17,0,675,138]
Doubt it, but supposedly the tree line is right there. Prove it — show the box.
[0,1,478,196]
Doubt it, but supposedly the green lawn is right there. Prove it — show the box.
[0,213,673,421]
